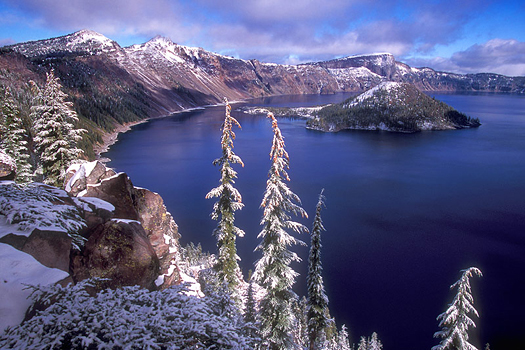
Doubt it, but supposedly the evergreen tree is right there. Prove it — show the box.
[244,280,261,348]
[32,70,85,187]
[244,280,258,325]
[433,267,483,350]
[307,189,331,350]
[205,98,245,295]
[335,325,351,350]
[368,332,383,350]
[253,112,308,350]
[357,336,368,350]
[1,87,33,183]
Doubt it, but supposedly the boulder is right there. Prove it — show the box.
[72,219,160,290]
[0,149,16,180]
[82,173,139,220]
[21,229,73,272]
[65,161,117,196]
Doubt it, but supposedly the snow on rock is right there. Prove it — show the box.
[0,243,69,332]
[0,182,86,241]
[77,197,115,213]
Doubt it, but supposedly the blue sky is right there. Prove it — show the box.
[1,0,524,76]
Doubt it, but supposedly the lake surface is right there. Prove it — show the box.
[104,92,525,349]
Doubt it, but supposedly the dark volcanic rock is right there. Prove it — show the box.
[73,219,160,289]
[83,172,139,220]
[21,229,73,272]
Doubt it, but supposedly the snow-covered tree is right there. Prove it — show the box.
[368,332,383,350]
[1,87,33,183]
[0,279,255,349]
[357,336,368,350]
[245,279,257,324]
[205,98,245,296]
[253,112,308,350]
[433,267,483,350]
[334,324,351,350]
[307,189,332,349]
[32,70,85,187]
[355,332,383,350]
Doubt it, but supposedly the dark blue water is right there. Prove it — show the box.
[105,92,525,349]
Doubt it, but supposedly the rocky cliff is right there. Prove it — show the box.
[1,30,523,141]
[0,156,187,330]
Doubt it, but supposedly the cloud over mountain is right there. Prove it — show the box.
[406,39,525,76]
[1,0,524,75]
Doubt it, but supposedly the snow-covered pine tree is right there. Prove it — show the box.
[1,87,33,183]
[357,336,368,350]
[253,112,308,350]
[368,332,383,350]
[307,189,332,350]
[433,267,483,350]
[335,325,351,350]
[244,280,261,348]
[245,280,257,324]
[32,70,85,187]
[205,98,245,296]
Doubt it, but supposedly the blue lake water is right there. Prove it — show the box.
[105,92,525,349]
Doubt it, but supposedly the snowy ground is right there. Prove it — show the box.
[0,243,69,332]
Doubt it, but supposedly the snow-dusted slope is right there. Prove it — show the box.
[7,29,121,58]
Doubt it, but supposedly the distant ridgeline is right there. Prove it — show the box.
[305,82,481,133]
[0,30,508,155]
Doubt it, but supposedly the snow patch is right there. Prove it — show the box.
[77,197,115,212]
[0,243,69,332]
[111,218,141,225]
[346,81,402,107]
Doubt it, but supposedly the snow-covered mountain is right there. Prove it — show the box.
[0,30,522,142]
[7,29,121,58]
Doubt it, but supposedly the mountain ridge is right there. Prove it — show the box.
[0,30,523,156]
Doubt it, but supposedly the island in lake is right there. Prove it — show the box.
[244,82,481,133]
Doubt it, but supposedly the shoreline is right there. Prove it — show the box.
[92,100,246,162]
[93,120,147,162]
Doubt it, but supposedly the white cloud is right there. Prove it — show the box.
[404,39,525,76]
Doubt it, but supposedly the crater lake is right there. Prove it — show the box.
[104,92,525,349]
